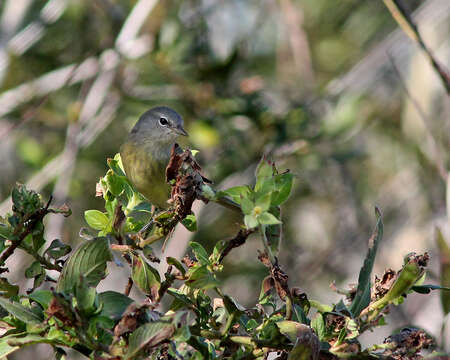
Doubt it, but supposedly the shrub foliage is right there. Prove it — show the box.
[0,148,447,359]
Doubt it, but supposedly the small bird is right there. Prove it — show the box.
[120,106,188,209]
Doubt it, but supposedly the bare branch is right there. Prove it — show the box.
[388,54,448,182]
[383,0,450,94]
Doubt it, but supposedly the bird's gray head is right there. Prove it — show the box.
[130,106,188,143]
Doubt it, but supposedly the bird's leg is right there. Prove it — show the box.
[138,205,157,238]
[138,220,154,238]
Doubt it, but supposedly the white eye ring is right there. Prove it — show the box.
[159,117,169,126]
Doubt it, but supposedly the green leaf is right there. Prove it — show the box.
[187,337,211,358]
[186,265,219,289]
[0,223,12,240]
[131,255,161,299]
[0,339,19,358]
[6,334,54,347]
[105,198,118,218]
[368,259,425,313]
[259,276,276,308]
[32,273,45,291]
[98,291,134,321]
[223,295,246,314]
[311,313,326,341]
[11,184,42,215]
[334,299,349,315]
[258,212,281,225]
[107,155,126,177]
[246,318,259,331]
[131,202,152,213]
[25,261,44,279]
[189,242,210,265]
[240,197,254,215]
[167,287,195,311]
[173,320,191,343]
[288,337,320,360]
[265,206,282,255]
[126,322,175,359]
[255,156,274,192]
[272,173,294,206]
[46,327,76,345]
[309,299,333,313]
[31,222,45,252]
[57,237,113,293]
[84,210,109,231]
[217,186,250,204]
[350,207,383,317]
[244,214,258,229]
[212,306,227,325]
[0,297,43,324]
[0,278,19,298]
[75,281,98,316]
[211,240,226,263]
[105,170,125,196]
[166,257,186,276]
[29,290,53,310]
[337,328,346,343]
[292,304,309,325]
[277,321,310,343]
[258,319,283,342]
[181,214,197,232]
[44,239,71,259]
[255,193,271,212]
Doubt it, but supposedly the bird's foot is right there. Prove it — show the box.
[138,219,154,239]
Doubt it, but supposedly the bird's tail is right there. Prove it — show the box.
[200,184,242,213]
[212,195,241,213]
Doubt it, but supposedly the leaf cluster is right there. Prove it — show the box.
[0,155,447,360]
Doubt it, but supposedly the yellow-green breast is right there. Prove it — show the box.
[120,140,171,209]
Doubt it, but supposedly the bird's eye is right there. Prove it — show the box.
[159,117,169,126]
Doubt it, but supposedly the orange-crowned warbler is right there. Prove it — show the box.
[120,106,188,209]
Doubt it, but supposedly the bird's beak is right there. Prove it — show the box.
[173,125,189,136]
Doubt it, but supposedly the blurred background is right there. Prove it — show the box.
[0,0,449,358]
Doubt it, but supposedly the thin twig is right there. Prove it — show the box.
[328,0,450,95]
[0,97,49,140]
[158,265,175,300]
[279,0,315,89]
[259,224,276,265]
[45,53,119,241]
[219,229,254,263]
[124,277,133,296]
[30,251,63,272]
[388,53,448,182]
[383,0,450,94]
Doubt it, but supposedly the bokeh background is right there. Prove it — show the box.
[0,0,449,358]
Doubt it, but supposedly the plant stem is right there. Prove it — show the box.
[259,224,276,265]
[285,295,293,320]
[124,277,133,296]
[33,252,62,272]
[228,336,255,347]
[222,312,237,336]
[139,233,163,247]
